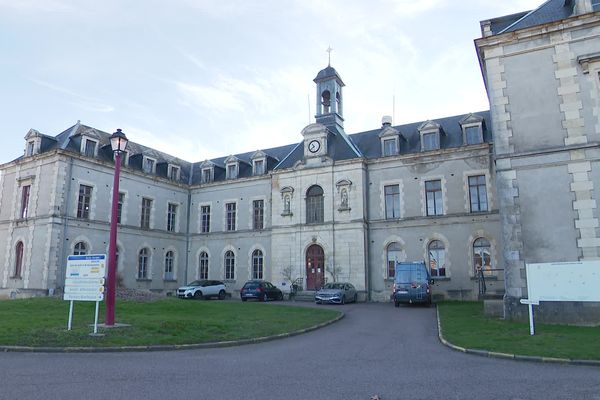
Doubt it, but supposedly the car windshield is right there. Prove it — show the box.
[323,283,345,290]
[187,280,207,286]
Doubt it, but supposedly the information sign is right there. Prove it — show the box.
[64,255,106,301]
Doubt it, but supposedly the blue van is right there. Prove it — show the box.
[392,261,434,306]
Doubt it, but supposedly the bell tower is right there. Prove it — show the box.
[314,49,345,132]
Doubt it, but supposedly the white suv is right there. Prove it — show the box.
[177,280,227,300]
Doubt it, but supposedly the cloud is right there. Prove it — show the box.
[30,78,114,113]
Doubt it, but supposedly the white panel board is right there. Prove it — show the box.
[526,261,600,302]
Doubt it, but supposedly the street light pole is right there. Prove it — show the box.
[106,129,128,326]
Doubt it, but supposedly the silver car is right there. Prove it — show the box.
[315,282,357,304]
[177,280,227,300]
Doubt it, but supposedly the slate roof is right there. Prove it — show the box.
[490,0,600,35]
[14,110,491,186]
[314,66,345,85]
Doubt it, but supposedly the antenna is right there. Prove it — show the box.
[326,45,333,66]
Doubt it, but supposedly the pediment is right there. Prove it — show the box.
[224,155,239,164]
[378,126,401,139]
[459,113,484,126]
[251,150,267,160]
[24,129,42,140]
[418,120,441,132]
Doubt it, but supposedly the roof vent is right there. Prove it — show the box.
[382,116,393,127]
[574,0,592,15]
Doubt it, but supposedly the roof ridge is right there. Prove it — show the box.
[499,0,561,34]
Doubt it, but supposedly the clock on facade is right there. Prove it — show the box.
[308,140,321,153]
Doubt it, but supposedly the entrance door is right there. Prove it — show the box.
[306,244,325,290]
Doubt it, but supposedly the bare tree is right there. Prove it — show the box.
[326,262,343,282]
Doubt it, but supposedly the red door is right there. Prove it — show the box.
[306,244,325,290]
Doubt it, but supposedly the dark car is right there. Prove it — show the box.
[240,280,284,302]
[392,261,433,306]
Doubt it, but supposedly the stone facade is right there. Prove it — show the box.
[477,0,600,321]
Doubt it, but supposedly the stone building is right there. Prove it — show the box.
[0,63,499,302]
[476,0,600,321]
[3,1,598,323]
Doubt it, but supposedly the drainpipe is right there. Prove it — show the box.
[331,163,336,283]
[363,161,370,301]
[184,166,194,284]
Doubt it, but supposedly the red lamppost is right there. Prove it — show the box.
[106,128,128,326]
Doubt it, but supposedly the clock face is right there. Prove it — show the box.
[308,140,321,153]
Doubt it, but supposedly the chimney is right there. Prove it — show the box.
[480,20,493,38]
[382,115,392,127]
[574,0,593,15]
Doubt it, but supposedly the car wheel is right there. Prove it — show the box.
[276,292,283,301]
[261,293,268,302]
[218,290,226,300]
[315,300,322,304]
[341,295,345,305]
[193,291,203,300]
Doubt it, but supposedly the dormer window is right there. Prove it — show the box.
[459,113,485,145]
[83,138,98,157]
[143,156,156,174]
[383,139,398,156]
[253,159,265,175]
[251,150,267,176]
[226,164,237,180]
[224,155,239,180]
[168,164,180,181]
[202,168,212,183]
[379,118,401,157]
[26,141,35,157]
[113,150,129,167]
[418,120,442,152]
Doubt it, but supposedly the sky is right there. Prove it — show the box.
[0,0,544,164]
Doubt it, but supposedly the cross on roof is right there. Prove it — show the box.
[326,45,333,66]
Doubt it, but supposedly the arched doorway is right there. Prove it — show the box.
[306,244,324,290]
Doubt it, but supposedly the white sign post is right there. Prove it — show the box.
[64,254,106,334]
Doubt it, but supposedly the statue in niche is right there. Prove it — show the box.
[340,188,348,209]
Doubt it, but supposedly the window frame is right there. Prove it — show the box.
[252,249,264,280]
[386,242,401,279]
[224,250,235,280]
[117,192,125,224]
[253,199,264,230]
[425,180,443,216]
[306,185,324,224]
[167,203,177,232]
[74,241,88,256]
[199,252,209,280]
[138,248,150,279]
[77,184,93,219]
[200,205,211,233]
[141,197,152,229]
[428,240,446,277]
[384,184,401,219]
[83,138,98,157]
[164,250,175,280]
[226,163,238,180]
[225,202,237,231]
[168,164,180,181]
[473,237,493,276]
[468,175,488,212]
[13,241,24,278]
[20,185,31,219]
[142,156,157,174]
[201,167,213,184]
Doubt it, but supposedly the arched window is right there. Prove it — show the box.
[224,250,235,280]
[199,251,209,280]
[306,185,324,224]
[386,242,401,279]
[473,238,492,276]
[74,241,87,255]
[13,241,24,278]
[428,240,446,277]
[138,248,149,279]
[252,249,263,280]
[321,90,331,113]
[164,251,174,280]
[336,91,341,113]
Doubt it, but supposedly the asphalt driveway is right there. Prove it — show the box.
[0,302,598,400]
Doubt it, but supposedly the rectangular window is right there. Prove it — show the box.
[254,159,265,175]
[422,132,439,151]
[469,175,488,212]
[226,202,236,231]
[141,198,152,229]
[27,141,35,156]
[167,203,177,232]
[384,185,400,219]
[253,199,264,230]
[77,185,92,219]
[201,205,211,233]
[383,139,397,156]
[202,168,212,183]
[425,180,443,216]
[465,126,482,145]
[227,164,237,180]
[84,139,97,157]
[143,158,155,174]
[117,192,125,224]
[168,166,180,180]
[20,185,31,219]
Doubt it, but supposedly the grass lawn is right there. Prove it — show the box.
[437,301,600,361]
[0,297,340,348]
